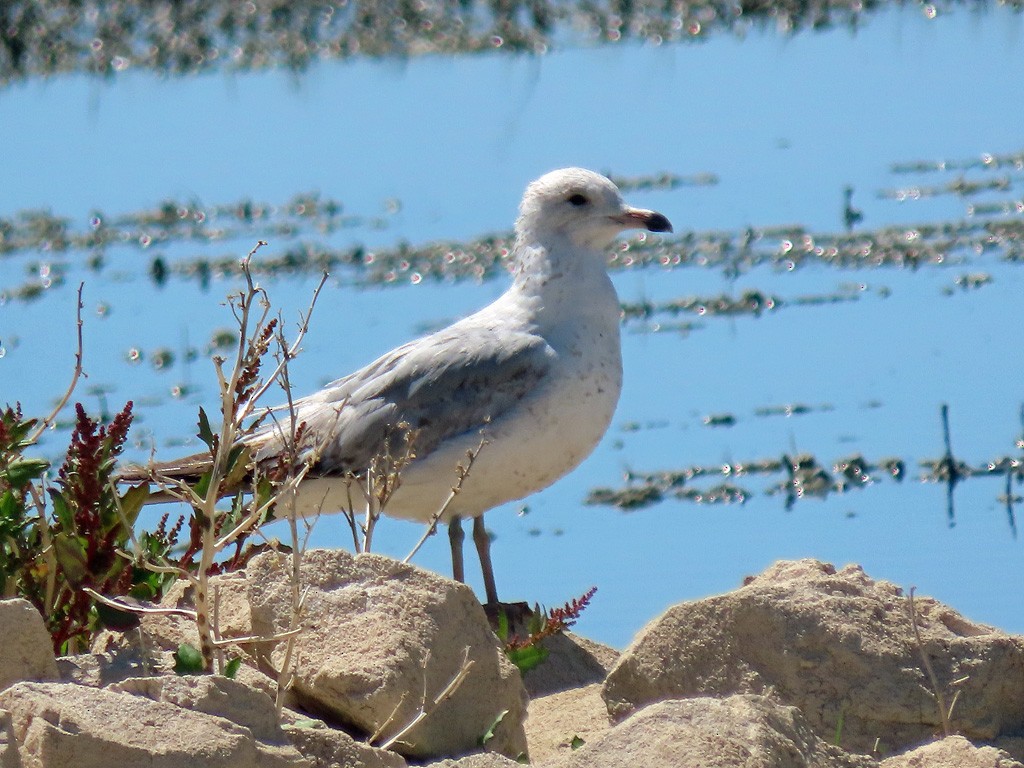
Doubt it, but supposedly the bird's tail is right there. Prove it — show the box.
[115,452,215,504]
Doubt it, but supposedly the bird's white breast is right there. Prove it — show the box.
[291,263,624,524]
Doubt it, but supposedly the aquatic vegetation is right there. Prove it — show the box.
[588,404,1022,534]
[6,0,1018,85]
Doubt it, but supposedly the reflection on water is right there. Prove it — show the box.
[8,0,1014,83]
[2,6,1024,646]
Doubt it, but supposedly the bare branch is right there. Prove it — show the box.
[404,437,488,564]
[30,282,86,443]
[243,271,328,415]
[82,588,199,620]
[907,587,952,737]
[375,647,475,750]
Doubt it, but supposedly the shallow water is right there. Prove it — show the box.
[2,4,1023,647]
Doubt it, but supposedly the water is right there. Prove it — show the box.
[1,5,1023,647]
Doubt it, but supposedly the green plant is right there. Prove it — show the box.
[0,405,49,597]
[0,400,150,653]
[499,586,598,673]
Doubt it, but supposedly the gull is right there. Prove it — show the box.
[124,168,672,605]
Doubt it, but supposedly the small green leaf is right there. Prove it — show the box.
[480,709,509,746]
[495,609,509,642]
[95,599,142,632]
[49,491,73,529]
[0,489,18,520]
[255,475,274,517]
[223,445,251,490]
[173,643,205,675]
[291,719,321,729]
[506,644,548,674]
[515,752,530,764]
[53,532,88,586]
[570,735,585,750]
[194,471,212,500]
[196,407,216,451]
[2,457,49,489]
[526,604,546,635]
[224,656,242,679]
[118,483,151,528]
[128,580,157,601]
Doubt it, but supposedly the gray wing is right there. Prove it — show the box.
[248,323,554,476]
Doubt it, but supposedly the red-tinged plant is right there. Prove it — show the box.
[500,586,598,673]
[0,399,158,653]
[41,402,151,652]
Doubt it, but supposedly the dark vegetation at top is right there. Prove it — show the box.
[3,0,1021,85]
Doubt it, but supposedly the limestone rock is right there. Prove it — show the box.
[603,559,1024,754]
[423,754,525,767]
[57,649,158,688]
[524,683,611,766]
[0,681,308,767]
[562,695,874,768]
[245,549,528,761]
[1,709,18,768]
[880,736,1024,768]
[110,674,282,742]
[0,599,59,692]
[521,632,617,698]
[281,719,407,768]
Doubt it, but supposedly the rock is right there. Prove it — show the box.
[56,649,158,688]
[562,695,874,768]
[110,674,282,742]
[90,570,252,661]
[245,549,528,761]
[524,682,611,766]
[0,680,308,767]
[423,754,525,767]
[112,674,406,768]
[996,738,1024,764]
[0,599,59,692]
[880,735,1024,768]
[84,548,527,760]
[1,709,18,768]
[603,559,1024,755]
[521,632,618,698]
[282,719,407,768]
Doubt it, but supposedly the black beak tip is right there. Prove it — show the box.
[646,212,673,234]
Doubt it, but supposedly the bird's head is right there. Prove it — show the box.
[516,168,673,251]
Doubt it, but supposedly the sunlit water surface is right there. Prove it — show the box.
[2,5,1023,647]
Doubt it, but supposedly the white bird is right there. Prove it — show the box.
[123,168,672,605]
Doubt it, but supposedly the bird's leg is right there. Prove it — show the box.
[473,515,499,605]
[448,516,465,583]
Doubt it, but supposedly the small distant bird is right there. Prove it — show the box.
[843,185,863,231]
[121,168,672,605]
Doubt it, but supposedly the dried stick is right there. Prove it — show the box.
[907,588,952,736]
[82,588,199,620]
[29,282,86,443]
[374,647,475,750]
[404,438,487,564]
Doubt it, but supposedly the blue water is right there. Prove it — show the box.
[2,5,1023,647]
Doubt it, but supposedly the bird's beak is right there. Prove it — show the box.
[615,207,673,233]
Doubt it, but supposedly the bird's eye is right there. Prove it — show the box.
[567,193,589,207]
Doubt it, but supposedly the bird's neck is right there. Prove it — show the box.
[509,232,620,330]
